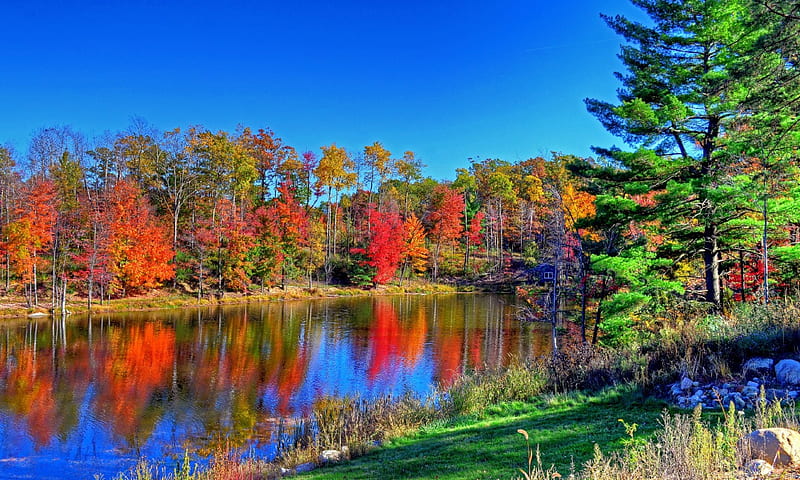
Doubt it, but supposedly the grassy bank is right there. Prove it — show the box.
[111,386,667,480]
[0,281,460,319]
[296,387,666,480]
[112,383,800,480]
[297,394,792,480]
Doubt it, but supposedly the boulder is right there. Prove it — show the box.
[739,428,800,466]
[725,393,746,411]
[680,376,693,391]
[294,463,316,473]
[319,449,344,463]
[742,459,774,477]
[742,386,759,398]
[744,358,774,377]
[766,389,786,401]
[776,359,800,385]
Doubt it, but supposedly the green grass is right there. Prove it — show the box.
[297,387,668,480]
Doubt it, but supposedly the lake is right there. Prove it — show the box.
[0,293,551,479]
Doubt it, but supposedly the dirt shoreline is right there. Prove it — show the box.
[0,282,473,319]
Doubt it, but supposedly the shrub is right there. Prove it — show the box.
[447,362,548,415]
[276,394,441,459]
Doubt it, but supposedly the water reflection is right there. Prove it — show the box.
[0,294,550,479]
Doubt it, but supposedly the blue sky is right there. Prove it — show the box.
[1,1,645,180]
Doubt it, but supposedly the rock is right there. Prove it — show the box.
[766,389,785,401]
[742,386,759,398]
[740,428,800,466]
[776,359,800,385]
[744,358,774,377]
[747,380,760,388]
[320,449,344,463]
[742,459,774,477]
[295,463,316,473]
[680,377,693,391]
[670,384,683,396]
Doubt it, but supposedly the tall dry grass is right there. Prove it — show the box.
[513,389,800,480]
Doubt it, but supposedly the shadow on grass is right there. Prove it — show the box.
[298,393,666,480]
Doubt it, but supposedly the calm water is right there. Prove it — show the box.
[0,294,550,479]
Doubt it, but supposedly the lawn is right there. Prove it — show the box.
[297,387,668,480]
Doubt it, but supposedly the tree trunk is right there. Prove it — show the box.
[763,195,769,304]
[33,261,38,308]
[60,278,68,314]
[579,257,588,344]
[433,241,441,280]
[592,276,608,345]
[703,224,721,311]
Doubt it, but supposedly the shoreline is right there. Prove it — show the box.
[0,282,479,320]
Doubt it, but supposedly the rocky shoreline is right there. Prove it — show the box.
[665,358,800,410]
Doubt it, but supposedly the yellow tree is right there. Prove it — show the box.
[509,157,548,255]
[363,141,393,208]
[402,213,429,282]
[189,128,257,210]
[314,144,356,281]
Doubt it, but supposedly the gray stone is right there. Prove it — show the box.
[766,389,785,401]
[680,377,693,391]
[742,459,774,477]
[743,386,759,397]
[740,428,800,466]
[320,449,344,463]
[776,359,800,385]
[295,463,316,473]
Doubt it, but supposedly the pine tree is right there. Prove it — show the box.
[583,0,796,311]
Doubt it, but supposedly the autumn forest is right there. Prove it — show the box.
[2,0,800,342]
[0,124,596,308]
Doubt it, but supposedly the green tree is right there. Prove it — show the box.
[583,0,789,311]
[395,151,424,217]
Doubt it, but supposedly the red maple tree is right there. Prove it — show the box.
[427,185,464,278]
[352,207,405,285]
[107,180,175,295]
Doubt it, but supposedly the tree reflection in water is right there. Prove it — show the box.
[0,294,550,479]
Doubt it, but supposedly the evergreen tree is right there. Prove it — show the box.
[582,0,797,310]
